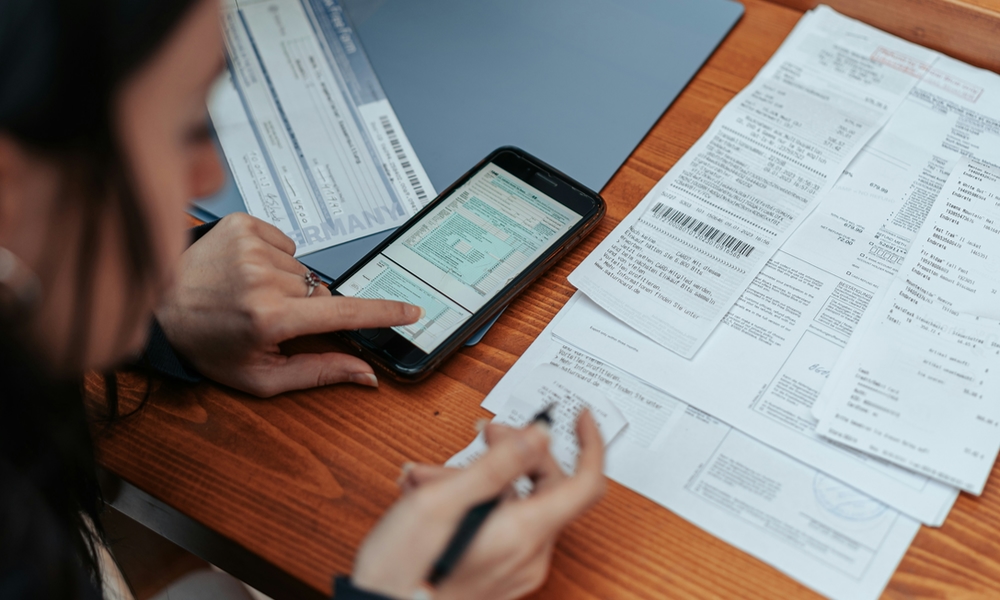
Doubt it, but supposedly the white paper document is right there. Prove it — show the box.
[804,53,1000,423]
[554,293,958,525]
[815,159,1000,494]
[569,6,939,358]
[210,0,434,256]
[446,364,628,481]
[478,318,919,600]
[553,52,1000,524]
[448,6,1000,595]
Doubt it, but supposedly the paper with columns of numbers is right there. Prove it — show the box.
[210,0,433,257]
[809,53,1000,425]
[446,364,627,481]
[815,159,1000,494]
[478,313,919,600]
[569,6,940,359]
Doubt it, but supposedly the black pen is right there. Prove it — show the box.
[426,403,556,586]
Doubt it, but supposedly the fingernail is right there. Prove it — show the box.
[396,462,415,487]
[350,372,378,388]
[474,418,491,433]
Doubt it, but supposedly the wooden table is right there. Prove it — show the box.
[89,0,1000,597]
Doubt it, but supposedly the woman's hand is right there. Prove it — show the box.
[351,410,607,600]
[154,213,422,397]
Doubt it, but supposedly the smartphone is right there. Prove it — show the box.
[331,147,606,381]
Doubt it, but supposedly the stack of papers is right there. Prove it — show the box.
[449,5,1000,599]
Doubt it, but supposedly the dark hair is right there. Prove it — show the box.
[0,0,201,597]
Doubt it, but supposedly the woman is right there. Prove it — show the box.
[0,0,606,599]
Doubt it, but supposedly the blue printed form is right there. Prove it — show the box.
[209,0,435,256]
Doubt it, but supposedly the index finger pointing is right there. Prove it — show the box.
[273,295,423,340]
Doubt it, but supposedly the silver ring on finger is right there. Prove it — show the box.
[304,270,321,297]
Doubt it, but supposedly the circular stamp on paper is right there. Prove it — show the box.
[813,473,888,521]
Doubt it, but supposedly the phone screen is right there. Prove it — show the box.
[336,163,583,353]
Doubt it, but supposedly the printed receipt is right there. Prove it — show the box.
[446,364,627,480]
[816,159,1000,494]
[569,6,939,358]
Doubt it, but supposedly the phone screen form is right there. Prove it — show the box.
[336,163,582,352]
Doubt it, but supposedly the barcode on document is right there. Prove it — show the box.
[380,115,428,203]
[649,202,755,258]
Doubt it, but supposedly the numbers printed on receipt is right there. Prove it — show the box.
[815,159,1000,495]
[568,6,940,358]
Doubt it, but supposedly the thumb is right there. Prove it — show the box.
[249,352,379,396]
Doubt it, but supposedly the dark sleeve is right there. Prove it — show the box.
[332,576,397,600]
[137,219,221,382]
[188,220,219,244]
[140,320,203,382]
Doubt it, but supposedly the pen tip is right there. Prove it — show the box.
[533,402,556,427]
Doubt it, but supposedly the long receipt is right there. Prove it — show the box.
[816,159,1000,494]
[569,6,939,358]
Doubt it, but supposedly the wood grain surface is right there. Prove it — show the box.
[89,0,1000,598]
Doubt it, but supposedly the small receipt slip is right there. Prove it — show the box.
[447,364,628,478]
[568,6,939,358]
[816,159,1000,494]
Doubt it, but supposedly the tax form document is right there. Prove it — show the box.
[479,314,919,600]
[209,0,434,257]
[568,6,939,359]
[446,364,627,479]
[816,159,1000,495]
